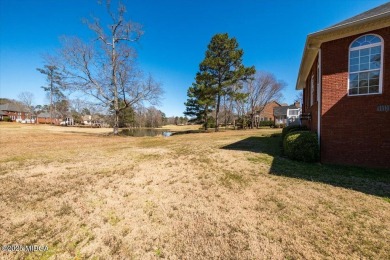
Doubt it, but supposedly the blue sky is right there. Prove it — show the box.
[0,0,388,117]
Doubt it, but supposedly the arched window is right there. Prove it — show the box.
[349,34,383,95]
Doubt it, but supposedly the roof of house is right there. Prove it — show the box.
[274,105,300,116]
[0,110,7,116]
[0,103,28,112]
[296,2,390,90]
[326,2,390,30]
[37,112,62,118]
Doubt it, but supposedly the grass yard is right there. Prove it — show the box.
[0,123,389,259]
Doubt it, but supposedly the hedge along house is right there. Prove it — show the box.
[296,3,390,168]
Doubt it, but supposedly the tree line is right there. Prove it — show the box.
[13,90,170,128]
[32,0,284,133]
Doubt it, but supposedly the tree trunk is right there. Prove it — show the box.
[224,96,227,129]
[203,108,208,130]
[114,110,119,135]
[50,78,53,125]
[215,93,221,132]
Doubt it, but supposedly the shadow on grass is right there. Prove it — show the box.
[221,134,390,199]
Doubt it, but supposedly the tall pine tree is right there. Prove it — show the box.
[198,33,255,131]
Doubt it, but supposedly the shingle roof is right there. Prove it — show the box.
[274,105,298,116]
[0,110,7,116]
[325,2,390,30]
[0,103,28,112]
[37,112,62,118]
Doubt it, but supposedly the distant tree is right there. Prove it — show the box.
[37,65,65,124]
[145,106,164,128]
[0,98,11,105]
[161,112,167,125]
[18,91,35,121]
[54,99,70,118]
[198,33,255,131]
[118,104,135,128]
[243,72,285,128]
[57,0,163,134]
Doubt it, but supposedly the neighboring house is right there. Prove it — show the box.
[253,101,281,123]
[296,3,390,168]
[245,101,282,128]
[273,102,301,126]
[82,114,106,127]
[37,112,62,125]
[0,103,31,122]
[62,116,75,126]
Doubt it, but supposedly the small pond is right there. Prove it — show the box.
[120,128,172,137]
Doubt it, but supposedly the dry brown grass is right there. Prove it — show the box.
[0,122,389,259]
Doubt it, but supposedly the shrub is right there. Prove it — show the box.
[283,131,319,162]
[205,117,215,129]
[281,125,308,141]
[259,120,274,127]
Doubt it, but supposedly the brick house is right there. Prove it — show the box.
[296,3,390,168]
[253,101,281,124]
[0,103,31,122]
[37,112,62,125]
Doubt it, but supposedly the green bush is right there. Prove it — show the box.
[259,120,274,127]
[205,117,215,129]
[281,125,308,141]
[283,131,319,162]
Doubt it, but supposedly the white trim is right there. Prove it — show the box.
[347,34,383,96]
[317,49,322,148]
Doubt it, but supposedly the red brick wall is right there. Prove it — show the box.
[320,27,390,168]
[2,111,29,121]
[37,117,61,125]
[260,101,280,121]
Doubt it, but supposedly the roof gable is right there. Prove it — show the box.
[296,2,390,90]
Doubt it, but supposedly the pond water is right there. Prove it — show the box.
[120,128,172,137]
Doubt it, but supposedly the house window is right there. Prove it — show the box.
[349,34,383,95]
[310,74,314,106]
[289,110,299,116]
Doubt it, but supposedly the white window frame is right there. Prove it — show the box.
[348,34,383,96]
[317,60,321,102]
[310,74,314,106]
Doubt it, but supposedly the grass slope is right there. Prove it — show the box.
[0,123,389,259]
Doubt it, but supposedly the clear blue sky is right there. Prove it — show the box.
[0,0,388,117]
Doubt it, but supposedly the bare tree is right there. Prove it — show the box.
[242,72,285,128]
[58,1,163,134]
[18,92,35,122]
